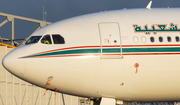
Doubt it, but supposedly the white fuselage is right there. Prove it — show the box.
[3,8,180,102]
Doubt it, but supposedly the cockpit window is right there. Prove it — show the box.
[25,36,42,45]
[41,35,52,44]
[52,34,65,44]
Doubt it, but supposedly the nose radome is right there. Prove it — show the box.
[2,47,25,76]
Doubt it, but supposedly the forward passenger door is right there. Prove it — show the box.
[98,22,122,58]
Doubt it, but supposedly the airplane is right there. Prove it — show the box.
[2,1,180,105]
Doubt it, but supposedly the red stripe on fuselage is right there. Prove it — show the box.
[23,52,180,59]
[25,44,180,57]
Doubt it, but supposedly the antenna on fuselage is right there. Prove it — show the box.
[146,1,152,9]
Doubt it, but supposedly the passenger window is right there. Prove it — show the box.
[133,36,138,43]
[175,36,179,42]
[150,37,154,42]
[159,37,163,42]
[52,34,65,44]
[141,36,146,43]
[41,35,52,44]
[167,36,171,42]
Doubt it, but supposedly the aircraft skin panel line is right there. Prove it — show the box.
[3,8,180,102]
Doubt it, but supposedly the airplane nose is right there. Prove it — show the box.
[2,47,25,76]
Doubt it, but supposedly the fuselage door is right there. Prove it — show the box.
[98,22,122,59]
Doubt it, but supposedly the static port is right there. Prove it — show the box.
[120,82,124,86]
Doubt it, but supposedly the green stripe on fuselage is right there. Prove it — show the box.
[22,47,180,58]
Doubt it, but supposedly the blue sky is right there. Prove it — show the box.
[0,0,179,40]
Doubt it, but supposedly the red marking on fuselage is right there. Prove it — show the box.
[23,52,180,59]
[23,44,180,58]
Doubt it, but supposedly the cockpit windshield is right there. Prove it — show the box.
[25,36,42,45]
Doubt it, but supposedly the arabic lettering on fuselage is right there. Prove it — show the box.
[133,23,179,35]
